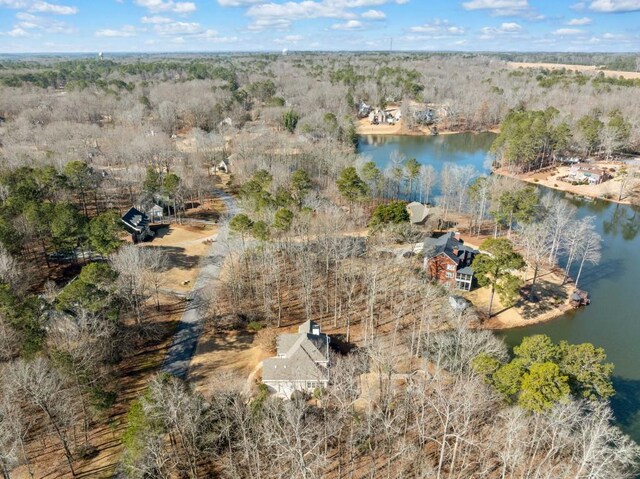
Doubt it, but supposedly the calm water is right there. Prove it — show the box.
[357,132,496,199]
[358,133,640,441]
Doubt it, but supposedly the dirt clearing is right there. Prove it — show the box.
[141,224,218,293]
[508,61,640,80]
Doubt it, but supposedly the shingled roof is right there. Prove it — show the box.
[262,320,330,383]
[121,207,150,233]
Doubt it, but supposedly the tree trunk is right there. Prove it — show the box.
[529,264,539,301]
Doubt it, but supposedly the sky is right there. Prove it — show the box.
[0,0,639,53]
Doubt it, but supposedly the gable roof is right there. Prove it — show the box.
[263,322,330,383]
[121,207,150,232]
[423,232,461,257]
[406,202,429,224]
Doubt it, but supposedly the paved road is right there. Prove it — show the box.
[162,190,239,380]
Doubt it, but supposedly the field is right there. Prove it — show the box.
[508,61,640,79]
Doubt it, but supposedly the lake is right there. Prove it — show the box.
[357,132,640,441]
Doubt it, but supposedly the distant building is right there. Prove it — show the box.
[568,164,610,185]
[121,207,154,242]
[423,232,478,291]
[262,320,330,398]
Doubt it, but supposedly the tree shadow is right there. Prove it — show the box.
[143,245,200,270]
[151,225,171,238]
[518,277,570,320]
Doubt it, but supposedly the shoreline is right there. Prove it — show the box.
[494,166,636,206]
[458,238,578,330]
[356,124,499,137]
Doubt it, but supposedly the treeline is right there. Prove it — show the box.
[494,52,640,72]
[492,107,634,172]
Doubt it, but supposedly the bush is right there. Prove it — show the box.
[369,201,409,227]
[247,321,263,332]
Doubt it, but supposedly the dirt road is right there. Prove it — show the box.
[162,190,239,379]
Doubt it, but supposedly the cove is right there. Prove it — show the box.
[358,133,640,442]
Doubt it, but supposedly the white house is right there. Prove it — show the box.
[262,320,330,398]
[568,164,609,185]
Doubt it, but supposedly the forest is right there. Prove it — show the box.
[0,52,639,478]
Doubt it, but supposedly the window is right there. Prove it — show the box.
[446,272,454,278]
[446,264,456,271]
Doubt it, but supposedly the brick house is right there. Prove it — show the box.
[423,232,478,291]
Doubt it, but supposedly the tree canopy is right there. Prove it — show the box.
[474,334,614,412]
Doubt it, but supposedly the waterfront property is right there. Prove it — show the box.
[567,164,610,185]
[262,320,331,398]
[423,232,478,291]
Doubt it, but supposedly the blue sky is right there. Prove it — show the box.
[0,0,639,53]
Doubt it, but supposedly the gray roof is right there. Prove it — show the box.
[406,202,429,224]
[263,322,330,383]
[457,266,474,275]
[423,232,461,257]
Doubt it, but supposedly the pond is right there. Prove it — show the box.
[357,132,640,442]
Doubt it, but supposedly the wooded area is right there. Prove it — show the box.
[0,52,638,478]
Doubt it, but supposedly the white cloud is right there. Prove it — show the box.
[29,1,77,14]
[217,0,263,5]
[480,22,522,38]
[499,21,522,32]
[154,21,202,34]
[331,20,364,30]
[461,0,543,18]
[141,15,172,23]
[134,0,196,13]
[95,25,140,37]
[588,0,640,11]
[245,0,409,30]
[0,0,29,8]
[409,19,465,36]
[15,12,74,33]
[566,16,592,25]
[362,9,385,19]
[462,0,527,13]
[7,26,30,36]
[553,28,585,35]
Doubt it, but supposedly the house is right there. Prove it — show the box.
[423,232,478,291]
[406,202,430,225]
[568,164,609,185]
[121,207,155,242]
[149,204,164,223]
[262,320,330,398]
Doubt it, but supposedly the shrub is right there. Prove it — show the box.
[369,201,409,227]
[247,321,263,332]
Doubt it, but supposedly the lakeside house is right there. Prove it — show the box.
[568,164,610,185]
[423,232,478,291]
[121,207,155,243]
[406,201,430,225]
[262,320,331,398]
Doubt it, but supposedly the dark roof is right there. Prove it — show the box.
[423,232,459,255]
[121,207,150,232]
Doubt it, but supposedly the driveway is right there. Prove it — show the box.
[162,189,239,379]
